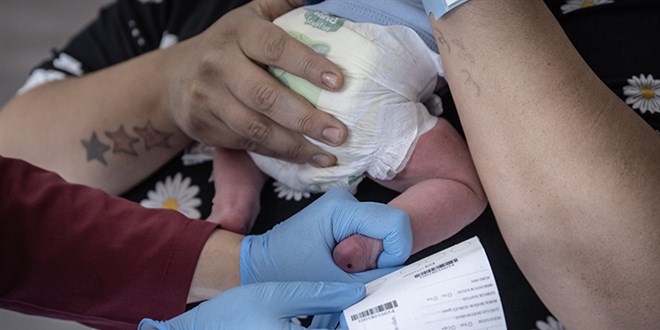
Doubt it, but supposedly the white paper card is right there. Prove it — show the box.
[344,236,507,329]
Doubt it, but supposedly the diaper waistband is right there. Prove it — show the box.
[305,0,437,52]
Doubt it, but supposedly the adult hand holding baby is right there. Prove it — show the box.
[0,0,348,194]
[163,0,347,167]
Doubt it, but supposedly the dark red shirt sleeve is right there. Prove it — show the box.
[0,156,218,329]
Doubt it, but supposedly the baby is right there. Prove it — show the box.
[206,2,487,272]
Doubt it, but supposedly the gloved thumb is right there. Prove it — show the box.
[273,282,365,318]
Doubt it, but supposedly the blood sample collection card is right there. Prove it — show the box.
[344,236,507,329]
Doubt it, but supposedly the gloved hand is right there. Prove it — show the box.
[241,188,413,285]
[139,281,364,330]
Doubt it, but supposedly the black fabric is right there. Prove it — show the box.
[547,0,660,130]
[35,0,247,74]
[26,0,660,328]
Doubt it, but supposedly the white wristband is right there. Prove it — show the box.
[422,0,471,20]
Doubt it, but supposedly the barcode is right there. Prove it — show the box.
[414,258,459,279]
[350,300,398,321]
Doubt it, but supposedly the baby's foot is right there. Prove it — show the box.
[206,193,260,234]
[332,234,384,273]
[206,171,265,234]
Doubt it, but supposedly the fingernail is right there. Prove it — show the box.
[322,127,342,145]
[321,72,338,89]
[312,154,334,167]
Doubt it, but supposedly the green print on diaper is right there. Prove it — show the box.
[268,31,330,105]
[348,175,363,186]
[304,10,345,32]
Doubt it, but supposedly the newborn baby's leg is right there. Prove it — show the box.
[334,119,487,272]
[382,118,487,252]
[207,148,267,234]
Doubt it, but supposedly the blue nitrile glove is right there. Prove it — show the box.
[309,307,352,329]
[240,188,412,285]
[138,281,364,330]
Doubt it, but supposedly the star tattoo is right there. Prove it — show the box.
[133,121,173,150]
[81,131,110,165]
[105,125,139,156]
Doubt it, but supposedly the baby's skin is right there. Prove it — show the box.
[207,7,487,272]
[207,117,487,273]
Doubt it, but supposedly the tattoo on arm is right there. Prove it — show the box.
[451,39,475,66]
[81,121,173,166]
[133,120,173,150]
[451,39,480,96]
[105,125,139,156]
[433,28,451,54]
[461,69,481,97]
[431,20,483,99]
[81,131,110,165]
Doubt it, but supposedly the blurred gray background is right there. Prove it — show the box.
[0,2,112,328]
[0,0,112,107]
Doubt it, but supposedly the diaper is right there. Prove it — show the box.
[249,8,442,193]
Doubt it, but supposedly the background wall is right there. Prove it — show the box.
[0,0,111,106]
[0,1,112,328]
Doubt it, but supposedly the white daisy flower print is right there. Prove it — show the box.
[623,74,660,114]
[17,69,66,94]
[140,173,201,219]
[181,142,214,166]
[273,181,310,201]
[53,52,83,76]
[159,32,179,49]
[534,316,565,330]
[561,0,614,14]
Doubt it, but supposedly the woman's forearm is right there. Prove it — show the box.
[0,47,190,194]
[0,156,223,327]
[430,0,660,328]
[187,229,242,303]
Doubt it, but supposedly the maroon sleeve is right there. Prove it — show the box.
[0,156,218,329]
